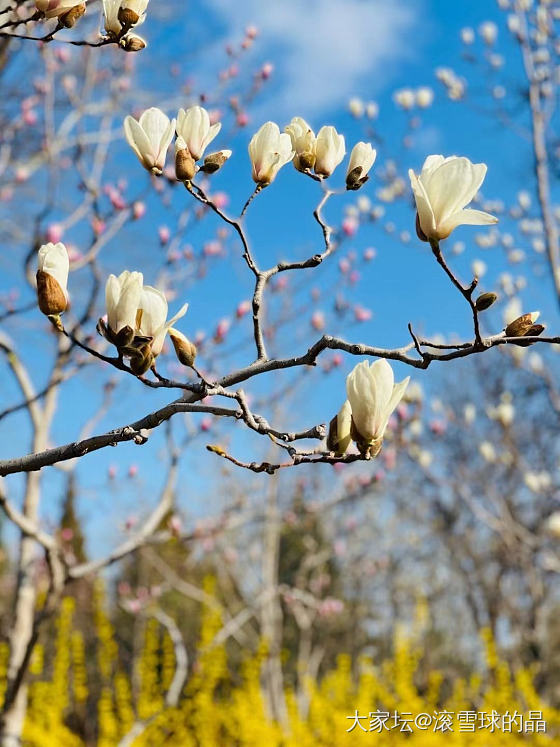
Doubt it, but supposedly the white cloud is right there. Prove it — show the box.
[202,0,422,118]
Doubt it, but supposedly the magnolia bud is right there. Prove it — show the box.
[199,150,232,174]
[36,270,67,316]
[168,328,197,367]
[60,2,85,28]
[475,292,498,311]
[326,401,352,456]
[175,138,197,182]
[512,323,546,347]
[505,311,540,337]
[118,7,139,27]
[119,34,147,52]
[129,343,153,376]
[346,165,368,191]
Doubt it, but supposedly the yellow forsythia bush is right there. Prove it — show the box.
[9,581,559,746]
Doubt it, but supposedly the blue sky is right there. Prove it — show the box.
[1,0,557,557]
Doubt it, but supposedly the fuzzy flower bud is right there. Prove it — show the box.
[36,242,69,316]
[175,137,197,182]
[346,142,376,190]
[326,400,352,456]
[199,149,232,174]
[168,328,197,367]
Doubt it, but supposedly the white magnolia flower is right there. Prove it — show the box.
[105,0,148,33]
[479,20,498,45]
[35,0,82,18]
[105,270,144,341]
[393,88,415,110]
[102,0,121,33]
[348,98,364,118]
[416,87,434,108]
[346,142,376,190]
[121,0,149,15]
[314,126,345,177]
[409,155,498,242]
[346,359,409,456]
[176,106,221,162]
[124,107,176,175]
[487,401,515,427]
[248,122,293,186]
[285,116,316,172]
[464,403,476,425]
[479,441,496,463]
[524,471,551,494]
[37,242,69,315]
[137,286,188,356]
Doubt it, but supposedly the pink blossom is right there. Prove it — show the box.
[311,311,325,331]
[383,448,397,471]
[215,317,231,341]
[60,527,73,542]
[349,270,360,284]
[46,223,63,243]
[55,47,71,63]
[236,112,249,127]
[430,419,447,436]
[200,417,212,432]
[128,464,138,478]
[23,109,37,126]
[396,403,408,419]
[261,62,274,79]
[338,258,350,274]
[132,201,146,220]
[203,240,223,256]
[236,300,251,318]
[342,218,358,236]
[354,306,372,322]
[91,216,106,236]
[318,598,344,618]
[125,515,137,530]
[332,353,343,367]
[158,226,170,245]
[126,599,142,615]
[245,25,258,38]
[108,465,117,480]
[364,247,376,261]
[109,190,126,211]
[212,192,229,209]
